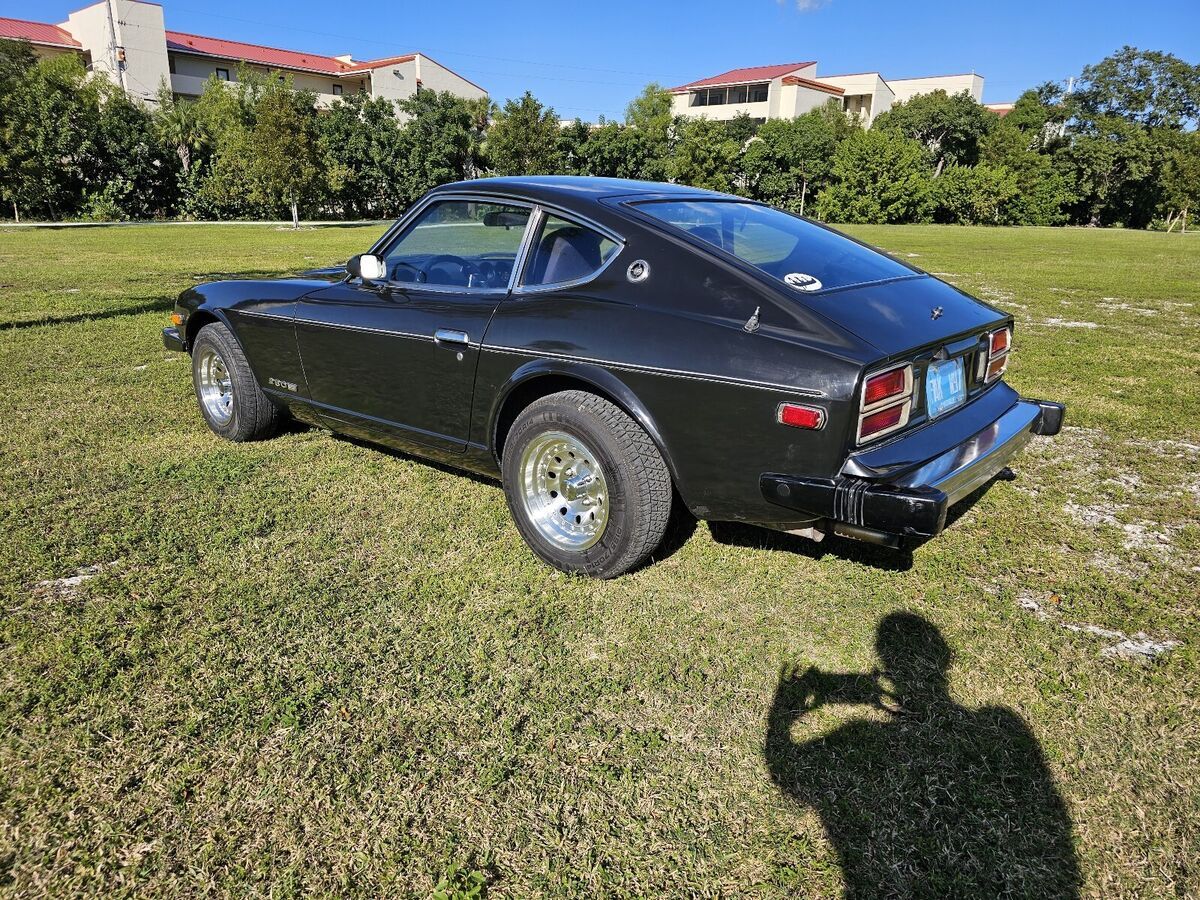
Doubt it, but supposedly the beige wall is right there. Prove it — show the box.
[778,82,842,118]
[67,0,171,104]
[887,73,983,104]
[671,96,770,122]
[168,52,368,106]
[413,55,486,101]
[29,44,78,62]
[49,1,484,111]
[672,63,818,121]
[819,72,895,125]
[672,66,987,127]
[366,54,487,114]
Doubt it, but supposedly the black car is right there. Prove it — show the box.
[163,176,1063,577]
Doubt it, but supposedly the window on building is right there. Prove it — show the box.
[706,88,727,105]
[749,83,769,102]
[729,85,747,104]
[168,57,176,75]
[332,83,343,96]
[215,68,230,81]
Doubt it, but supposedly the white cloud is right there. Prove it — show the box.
[788,0,830,10]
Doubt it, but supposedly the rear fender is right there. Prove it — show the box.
[489,359,688,502]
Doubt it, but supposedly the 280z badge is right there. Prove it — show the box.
[784,272,822,292]
[268,377,297,392]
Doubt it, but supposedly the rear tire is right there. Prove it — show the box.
[191,322,281,442]
[502,390,673,578]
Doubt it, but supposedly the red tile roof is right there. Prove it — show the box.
[165,30,366,75]
[166,31,417,78]
[0,16,81,48]
[3,15,483,92]
[670,62,816,93]
[343,54,416,73]
[781,75,844,95]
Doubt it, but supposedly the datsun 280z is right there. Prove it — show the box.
[163,176,1064,578]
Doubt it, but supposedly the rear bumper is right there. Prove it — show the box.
[761,396,1064,546]
[162,326,186,352]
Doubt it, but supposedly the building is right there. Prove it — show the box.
[0,0,486,111]
[670,62,985,127]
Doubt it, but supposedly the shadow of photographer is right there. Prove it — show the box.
[765,612,1080,898]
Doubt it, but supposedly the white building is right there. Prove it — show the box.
[670,62,985,127]
[0,0,486,111]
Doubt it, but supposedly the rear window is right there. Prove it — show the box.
[633,200,914,292]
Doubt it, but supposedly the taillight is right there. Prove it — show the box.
[857,363,913,444]
[863,368,907,406]
[860,404,905,439]
[984,326,1011,383]
[777,402,825,430]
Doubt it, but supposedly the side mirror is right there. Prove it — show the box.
[346,253,386,281]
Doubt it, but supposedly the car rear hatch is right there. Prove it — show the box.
[796,274,1005,358]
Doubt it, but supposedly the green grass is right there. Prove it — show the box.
[0,223,1197,897]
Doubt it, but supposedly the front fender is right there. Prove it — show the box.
[175,280,319,401]
[176,287,237,348]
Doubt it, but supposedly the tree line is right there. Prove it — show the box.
[0,41,1196,228]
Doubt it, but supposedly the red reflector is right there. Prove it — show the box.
[990,328,1010,355]
[864,368,907,406]
[860,404,904,438]
[778,403,823,429]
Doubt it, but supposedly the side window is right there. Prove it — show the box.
[382,199,530,290]
[523,214,619,288]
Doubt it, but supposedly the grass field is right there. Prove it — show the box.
[0,222,1197,897]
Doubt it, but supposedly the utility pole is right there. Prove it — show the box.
[1056,76,1075,141]
[104,0,128,93]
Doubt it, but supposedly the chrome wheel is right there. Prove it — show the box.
[197,348,234,426]
[518,430,609,550]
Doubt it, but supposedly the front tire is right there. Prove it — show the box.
[191,322,281,442]
[502,391,673,578]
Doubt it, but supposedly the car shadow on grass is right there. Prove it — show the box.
[331,433,503,491]
[707,472,1019,572]
[330,432,700,571]
[764,612,1080,898]
[0,296,176,331]
[706,523,916,572]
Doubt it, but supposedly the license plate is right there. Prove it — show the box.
[925,358,966,419]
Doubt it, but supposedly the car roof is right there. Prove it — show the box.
[432,175,732,208]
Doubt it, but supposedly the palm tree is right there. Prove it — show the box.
[154,84,200,174]
[464,96,495,179]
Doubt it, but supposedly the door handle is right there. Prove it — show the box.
[434,328,469,345]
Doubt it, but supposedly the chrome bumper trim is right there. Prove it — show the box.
[891,400,1041,507]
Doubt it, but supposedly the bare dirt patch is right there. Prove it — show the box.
[1028,318,1100,329]
[31,563,114,602]
[1017,592,1181,661]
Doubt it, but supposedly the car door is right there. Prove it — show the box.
[295,197,534,453]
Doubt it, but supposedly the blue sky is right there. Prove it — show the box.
[9,0,1199,120]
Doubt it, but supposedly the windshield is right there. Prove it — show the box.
[633,200,915,292]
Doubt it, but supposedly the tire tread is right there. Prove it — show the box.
[504,390,672,577]
[192,322,281,442]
